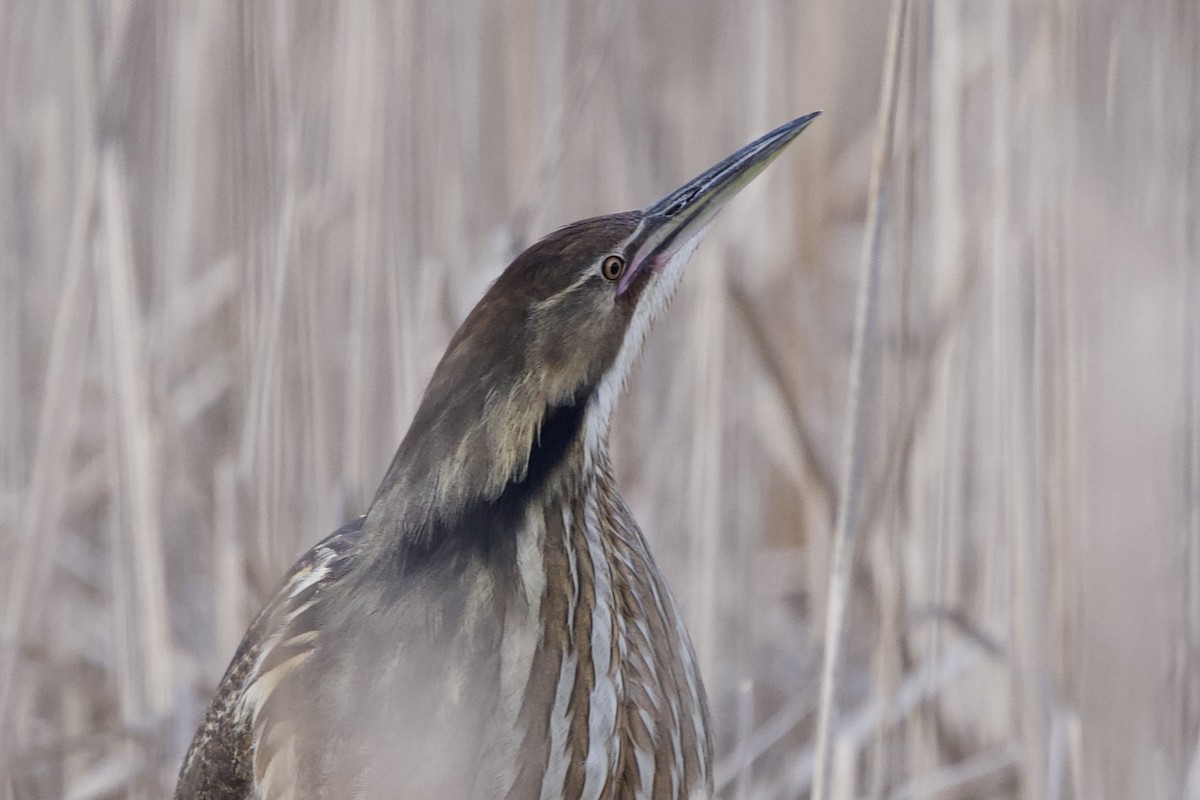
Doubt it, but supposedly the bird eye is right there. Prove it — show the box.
[600,255,626,282]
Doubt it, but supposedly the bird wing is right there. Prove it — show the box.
[174,518,364,800]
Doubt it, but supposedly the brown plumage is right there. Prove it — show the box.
[175,113,819,800]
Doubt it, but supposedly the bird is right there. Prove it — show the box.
[175,112,820,800]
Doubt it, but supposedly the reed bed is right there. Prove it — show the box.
[1,2,1196,798]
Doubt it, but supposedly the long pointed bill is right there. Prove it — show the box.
[620,111,821,293]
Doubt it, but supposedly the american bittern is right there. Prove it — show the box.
[175,112,820,800]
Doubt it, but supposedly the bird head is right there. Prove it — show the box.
[368,113,820,547]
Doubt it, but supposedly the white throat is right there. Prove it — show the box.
[581,226,710,467]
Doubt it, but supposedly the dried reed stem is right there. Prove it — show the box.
[810,0,910,796]
[0,138,97,744]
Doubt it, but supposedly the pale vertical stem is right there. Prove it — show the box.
[927,8,968,777]
[914,335,951,781]
[160,3,215,304]
[240,0,297,567]
[338,0,381,505]
[0,208,94,740]
[452,0,484,231]
[388,0,423,430]
[0,0,99,743]
[830,732,858,800]
[214,460,245,662]
[687,250,726,682]
[732,678,754,800]
[514,0,619,236]
[1011,218,1050,799]
[1067,712,1086,799]
[874,14,921,794]
[1188,171,1200,800]
[720,0,775,745]
[534,0,567,215]
[745,0,772,147]
[930,0,965,315]
[98,151,174,720]
[101,362,138,792]
[60,679,89,786]
[505,0,572,236]
[928,5,967,779]
[810,0,909,797]
[103,226,169,793]
[1182,3,1200,792]
[1050,4,1086,787]
[266,341,287,563]
[1015,15,1054,800]
[1047,711,1067,800]
[0,75,21,516]
[871,522,903,798]
[298,225,331,530]
[989,0,1017,773]
[1187,736,1200,800]
[930,336,967,755]
[501,0,536,214]
[993,34,1053,794]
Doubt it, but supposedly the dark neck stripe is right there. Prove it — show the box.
[366,390,591,584]
[510,394,588,503]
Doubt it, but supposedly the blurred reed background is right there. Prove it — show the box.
[1,1,1197,798]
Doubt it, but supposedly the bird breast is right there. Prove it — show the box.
[231,466,710,800]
